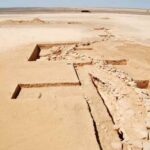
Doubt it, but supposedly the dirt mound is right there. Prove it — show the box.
[0,17,48,25]
[31,17,46,24]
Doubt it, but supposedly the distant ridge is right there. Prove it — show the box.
[0,7,149,15]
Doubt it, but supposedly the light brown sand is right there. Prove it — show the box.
[0,11,150,150]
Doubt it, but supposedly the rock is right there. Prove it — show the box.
[97,122,101,126]
[143,141,150,150]
[145,105,150,112]
[88,100,92,104]
[127,81,136,87]
[38,56,49,61]
[123,140,143,150]
[141,91,150,99]
[120,74,126,79]
[113,124,120,130]
[39,50,49,57]
[129,140,143,150]
[135,88,142,94]
[38,93,42,99]
[145,118,150,129]
[143,99,150,106]
[111,142,122,150]
[111,68,117,72]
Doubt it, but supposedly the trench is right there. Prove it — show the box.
[11,82,81,99]
[90,74,124,141]
[85,99,103,150]
[74,65,124,150]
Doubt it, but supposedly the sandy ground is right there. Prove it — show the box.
[0,11,150,150]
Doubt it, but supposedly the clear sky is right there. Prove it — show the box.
[0,0,150,9]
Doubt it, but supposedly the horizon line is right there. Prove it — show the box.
[0,6,149,10]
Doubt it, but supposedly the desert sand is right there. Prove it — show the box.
[0,8,150,150]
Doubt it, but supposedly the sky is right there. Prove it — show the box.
[0,0,150,9]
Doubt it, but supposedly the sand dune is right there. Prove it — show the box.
[0,17,48,25]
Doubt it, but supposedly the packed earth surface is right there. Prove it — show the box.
[0,9,150,150]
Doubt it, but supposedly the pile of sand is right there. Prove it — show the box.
[0,17,49,25]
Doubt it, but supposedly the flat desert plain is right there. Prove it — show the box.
[0,8,150,150]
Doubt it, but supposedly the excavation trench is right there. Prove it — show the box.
[14,53,124,148]
[73,65,103,150]
[11,82,81,99]
[28,43,78,61]
[85,99,103,150]
[104,59,127,65]
[90,74,124,141]
[89,74,115,124]
[74,65,123,150]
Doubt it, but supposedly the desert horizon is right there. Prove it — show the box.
[0,7,150,15]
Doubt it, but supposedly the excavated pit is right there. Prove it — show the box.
[135,80,149,89]
[28,43,78,61]
[104,59,127,65]
[11,84,21,99]
[90,74,124,141]
[75,47,93,51]
[5,39,150,150]
[28,42,94,63]
[11,82,81,99]
[74,65,123,150]
[28,44,41,61]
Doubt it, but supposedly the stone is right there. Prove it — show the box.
[111,68,117,72]
[145,118,150,129]
[111,142,122,150]
[135,88,142,94]
[127,81,136,87]
[143,99,150,106]
[130,140,143,150]
[143,141,150,150]
[142,94,150,99]
[120,74,126,79]
[145,105,150,112]
[113,124,120,130]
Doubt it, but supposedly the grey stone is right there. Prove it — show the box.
[143,141,150,150]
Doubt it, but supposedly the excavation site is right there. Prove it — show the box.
[0,8,150,150]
